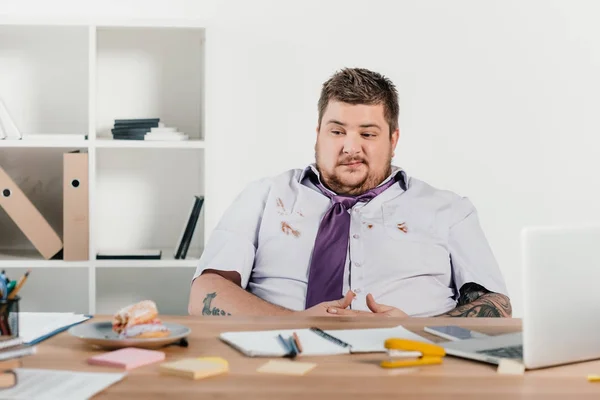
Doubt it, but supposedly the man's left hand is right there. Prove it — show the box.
[326,293,408,317]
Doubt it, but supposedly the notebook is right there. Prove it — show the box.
[219,325,431,357]
[18,312,92,345]
[88,348,165,370]
[0,344,36,362]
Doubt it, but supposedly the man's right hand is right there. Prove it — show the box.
[298,290,356,317]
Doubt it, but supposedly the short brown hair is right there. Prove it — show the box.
[318,68,399,134]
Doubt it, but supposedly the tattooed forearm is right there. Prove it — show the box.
[440,292,512,317]
[201,292,232,316]
[456,282,489,307]
[437,283,512,317]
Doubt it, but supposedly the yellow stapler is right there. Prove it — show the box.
[380,339,446,368]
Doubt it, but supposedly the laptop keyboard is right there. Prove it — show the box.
[477,345,523,359]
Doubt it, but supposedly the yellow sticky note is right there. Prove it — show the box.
[160,358,228,380]
[497,359,525,375]
[587,374,600,382]
[197,357,229,367]
[257,360,317,376]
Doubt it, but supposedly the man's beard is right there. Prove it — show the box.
[315,154,392,196]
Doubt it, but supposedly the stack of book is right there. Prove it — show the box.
[111,118,189,141]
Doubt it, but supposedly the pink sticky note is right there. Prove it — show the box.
[88,347,166,370]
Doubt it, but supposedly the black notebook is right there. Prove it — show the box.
[174,196,204,259]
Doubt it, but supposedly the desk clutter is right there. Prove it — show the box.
[0,298,597,394]
[0,269,28,303]
[4,313,600,397]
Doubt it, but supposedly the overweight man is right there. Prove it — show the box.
[189,67,511,318]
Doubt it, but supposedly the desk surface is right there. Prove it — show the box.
[20,316,600,399]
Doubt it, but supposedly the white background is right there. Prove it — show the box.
[2,0,600,316]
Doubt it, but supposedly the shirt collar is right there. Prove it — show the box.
[299,164,408,192]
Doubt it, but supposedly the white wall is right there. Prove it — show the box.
[3,0,600,316]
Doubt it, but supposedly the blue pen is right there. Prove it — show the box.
[277,334,296,358]
[288,336,300,355]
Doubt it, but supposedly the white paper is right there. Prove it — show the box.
[0,369,125,400]
[329,325,432,355]
[18,313,90,344]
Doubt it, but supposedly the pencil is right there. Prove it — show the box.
[293,332,303,353]
[8,270,30,300]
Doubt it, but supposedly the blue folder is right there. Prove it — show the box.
[25,315,93,346]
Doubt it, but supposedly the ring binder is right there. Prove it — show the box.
[0,165,62,259]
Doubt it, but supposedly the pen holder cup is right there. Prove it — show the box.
[0,296,19,338]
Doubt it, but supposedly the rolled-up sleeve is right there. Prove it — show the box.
[448,197,509,297]
[192,178,272,288]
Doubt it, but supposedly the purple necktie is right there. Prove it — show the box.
[305,171,401,308]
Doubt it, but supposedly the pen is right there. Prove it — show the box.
[309,327,350,348]
[288,336,300,355]
[8,270,30,300]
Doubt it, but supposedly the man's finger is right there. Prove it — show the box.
[327,307,374,316]
[366,293,386,313]
[330,290,356,309]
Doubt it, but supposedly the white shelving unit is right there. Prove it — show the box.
[0,21,207,315]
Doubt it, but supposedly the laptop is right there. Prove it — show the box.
[440,225,600,369]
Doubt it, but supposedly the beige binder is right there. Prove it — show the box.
[0,166,63,259]
[63,151,89,261]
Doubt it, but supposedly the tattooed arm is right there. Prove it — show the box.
[437,283,512,317]
[188,270,292,316]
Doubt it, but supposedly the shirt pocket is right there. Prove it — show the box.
[380,202,436,242]
[375,202,449,278]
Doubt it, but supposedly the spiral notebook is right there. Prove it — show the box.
[219,325,431,357]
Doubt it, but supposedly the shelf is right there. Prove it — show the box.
[95,247,202,268]
[0,23,206,316]
[0,248,201,268]
[0,250,90,268]
[0,139,89,148]
[95,137,205,149]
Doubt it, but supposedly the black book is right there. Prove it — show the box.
[112,123,159,130]
[111,127,151,134]
[181,197,204,259]
[112,134,145,140]
[114,118,160,125]
[175,196,204,259]
[97,250,162,260]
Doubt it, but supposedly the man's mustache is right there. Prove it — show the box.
[338,157,367,165]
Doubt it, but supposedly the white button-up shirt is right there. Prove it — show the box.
[192,165,508,317]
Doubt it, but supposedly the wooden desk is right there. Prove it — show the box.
[19,317,600,399]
